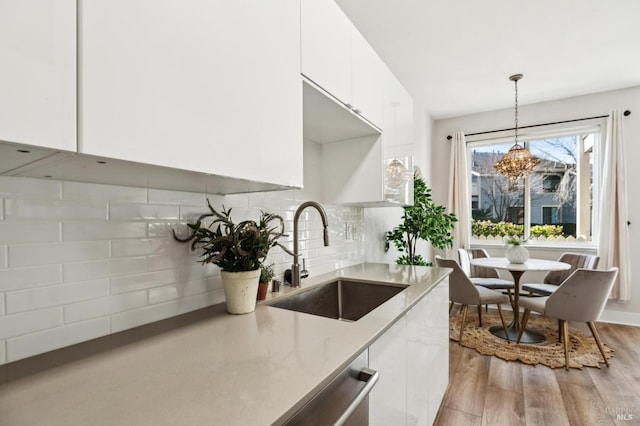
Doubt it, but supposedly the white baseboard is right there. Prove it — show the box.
[599,309,640,327]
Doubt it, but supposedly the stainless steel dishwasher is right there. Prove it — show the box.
[282,350,378,426]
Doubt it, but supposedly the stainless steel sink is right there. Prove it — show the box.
[268,280,407,322]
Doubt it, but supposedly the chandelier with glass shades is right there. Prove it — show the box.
[494,74,540,181]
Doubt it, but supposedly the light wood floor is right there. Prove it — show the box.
[434,320,640,425]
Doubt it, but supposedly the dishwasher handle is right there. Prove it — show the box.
[333,368,379,426]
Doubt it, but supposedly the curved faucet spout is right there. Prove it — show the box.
[291,201,329,287]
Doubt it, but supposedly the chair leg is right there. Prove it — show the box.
[587,321,610,367]
[459,304,469,345]
[496,304,510,343]
[449,301,454,314]
[561,319,570,370]
[507,289,514,310]
[477,305,483,326]
[517,308,531,343]
[558,319,562,343]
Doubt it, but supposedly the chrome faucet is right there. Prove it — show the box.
[288,201,330,287]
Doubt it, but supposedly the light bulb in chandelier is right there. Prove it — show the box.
[494,74,540,181]
[385,159,412,188]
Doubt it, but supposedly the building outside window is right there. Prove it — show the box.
[470,129,599,242]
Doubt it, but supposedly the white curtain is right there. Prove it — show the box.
[598,110,631,302]
[446,132,471,258]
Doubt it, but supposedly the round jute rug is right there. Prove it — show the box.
[449,312,614,369]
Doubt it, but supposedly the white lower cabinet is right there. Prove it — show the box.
[368,277,450,425]
[369,315,407,425]
[407,278,450,425]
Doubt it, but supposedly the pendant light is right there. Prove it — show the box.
[494,74,540,181]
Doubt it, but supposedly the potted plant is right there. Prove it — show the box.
[385,174,458,266]
[173,199,288,314]
[504,235,529,264]
[257,263,275,300]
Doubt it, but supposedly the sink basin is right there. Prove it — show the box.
[268,280,407,322]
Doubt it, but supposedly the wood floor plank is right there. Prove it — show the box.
[434,406,482,426]
[436,322,640,426]
[556,379,615,426]
[482,387,525,426]
[441,348,491,417]
[523,365,570,426]
[488,356,523,394]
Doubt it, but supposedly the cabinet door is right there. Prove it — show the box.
[301,0,352,105]
[406,278,450,425]
[351,29,384,129]
[0,0,76,151]
[80,0,302,188]
[369,316,407,425]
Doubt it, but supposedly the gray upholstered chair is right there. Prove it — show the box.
[435,256,511,344]
[458,248,515,307]
[517,267,618,370]
[521,252,599,296]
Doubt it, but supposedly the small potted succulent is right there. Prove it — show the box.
[173,199,289,314]
[504,235,529,264]
[257,263,275,301]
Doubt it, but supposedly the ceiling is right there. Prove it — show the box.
[336,0,640,120]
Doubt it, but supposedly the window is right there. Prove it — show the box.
[542,175,561,192]
[470,129,599,242]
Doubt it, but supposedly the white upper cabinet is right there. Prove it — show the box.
[79,0,303,188]
[301,0,383,129]
[301,0,352,105]
[0,0,76,151]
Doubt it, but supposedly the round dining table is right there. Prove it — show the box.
[469,257,570,343]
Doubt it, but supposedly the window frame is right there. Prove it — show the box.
[466,123,602,248]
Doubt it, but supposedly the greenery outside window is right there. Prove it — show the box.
[469,128,600,244]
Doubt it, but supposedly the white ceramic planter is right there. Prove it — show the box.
[221,269,261,314]
[505,244,529,264]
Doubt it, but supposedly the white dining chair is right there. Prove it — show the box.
[517,267,618,370]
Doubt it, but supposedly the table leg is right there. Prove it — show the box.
[489,269,546,343]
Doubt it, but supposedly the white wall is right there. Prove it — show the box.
[0,140,365,364]
[364,98,434,264]
[431,86,640,325]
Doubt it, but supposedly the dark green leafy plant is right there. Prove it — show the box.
[173,199,289,272]
[385,175,458,266]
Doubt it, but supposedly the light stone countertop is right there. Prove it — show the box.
[0,263,450,425]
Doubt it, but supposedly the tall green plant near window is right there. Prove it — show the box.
[385,175,458,266]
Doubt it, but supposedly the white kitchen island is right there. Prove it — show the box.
[0,263,450,425]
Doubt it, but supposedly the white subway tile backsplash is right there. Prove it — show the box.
[0,222,60,244]
[148,286,178,304]
[6,279,110,314]
[64,291,148,323]
[109,203,179,220]
[111,238,180,258]
[0,176,61,199]
[63,181,146,203]
[9,241,110,268]
[63,258,147,283]
[111,292,220,333]
[4,199,107,221]
[0,176,365,364]
[148,221,180,238]
[110,270,177,294]
[148,189,207,206]
[0,265,62,292]
[63,221,147,241]
[7,317,110,363]
[0,307,63,339]
[0,245,6,269]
